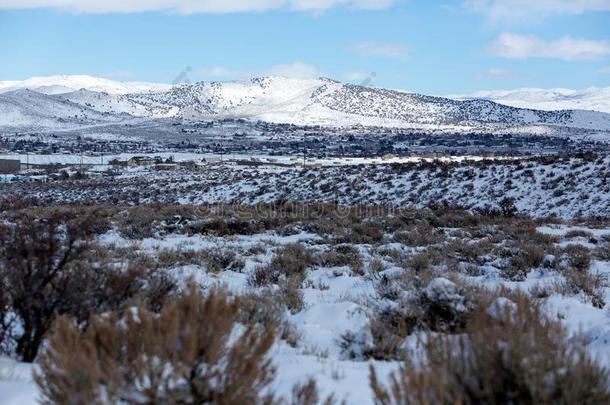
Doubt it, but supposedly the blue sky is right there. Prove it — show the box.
[0,0,609,94]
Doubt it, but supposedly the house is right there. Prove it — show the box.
[108,158,128,168]
[127,156,156,167]
[202,157,222,165]
[0,159,21,174]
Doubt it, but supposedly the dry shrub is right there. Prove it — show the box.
[565,229,594,239]
[440,239,489,266]
[563,244,591,271]
[279,276,305,314]
[406,253,431,273]
[370,295,610,405]
[237,290,301,348]
[556,246,607,308]
[342,222,385,244]
[0,211,174,362]
[290,378,338,405]
[365,306,418,360]
[115,205,163,239]
[594,242,610,261]
[555,270,607,308]
[368,257,387,273]
[501,242,546,281]
[393,224,443,247]
[319,244,364,275]
[366,278,477,360]
[157,247,208,268]
[250,243,313,286]
[35,287,277,405]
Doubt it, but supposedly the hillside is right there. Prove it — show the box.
[1,75,610,133]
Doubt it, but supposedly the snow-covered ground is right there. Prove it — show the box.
[449,87,610,114]
[2,212,610,403]
[0,75,172,95]
[3,154,608,219]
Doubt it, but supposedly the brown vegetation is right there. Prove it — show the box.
[370,295,610,404]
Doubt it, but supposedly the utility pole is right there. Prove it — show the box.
[302,133,306,168]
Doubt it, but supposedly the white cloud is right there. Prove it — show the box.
[351,41,408,59]
[199,66,244,78]
[0,0,396,14]
[489,32,610,61]
[484,67,511,77]
[267,61,319,78]
[463,0,610,21]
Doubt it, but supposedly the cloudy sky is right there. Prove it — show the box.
[0,0,609,93]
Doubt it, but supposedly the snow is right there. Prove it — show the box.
[425,277,467,312]
[2,75,610,131]
[0,75,171,95]
[448,86,610,114]
[2,220,610,403]
[0,358,38,405]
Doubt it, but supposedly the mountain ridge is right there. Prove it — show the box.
[1,75,609,134]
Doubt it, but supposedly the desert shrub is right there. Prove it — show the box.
[35,288,277,405]
[157,247,208,268]
[375,274,402,301]
[441,239,489,266]
[279,276,306,311]
[206,249,245,273]
[237,290,301,348]
[115,205,163,239]
[594,242,610,260]
[368,257,387,273]
[565,229,594,239]
[393,224,443,247]
[406,252,431,273]
[279,276,305,314]
[238,289,285,329]
[366,278,475,360]
[370,295,610,405]
[563,244,592,271]
[249,243,313,287]
[290,378,337,405]
[318,244,364,275]
[0,212,175,362]
[556,269,607,308]
[364,305,418,360]
[342,222,385,244]
[556,247,607,308]
[271,243,314,278]
[501,243,546,281]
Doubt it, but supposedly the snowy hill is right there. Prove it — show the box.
[0,89,128,129]
[1,75,610,133]
[0,75,171,95]
[448,87,610,114]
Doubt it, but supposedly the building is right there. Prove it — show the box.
[127,156,157,167]
[0,159,21,174]
[202,157,222,165]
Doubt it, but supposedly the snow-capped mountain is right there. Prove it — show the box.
[448,87,610,114]
[1,75,610,133]
[0,75,171,95]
